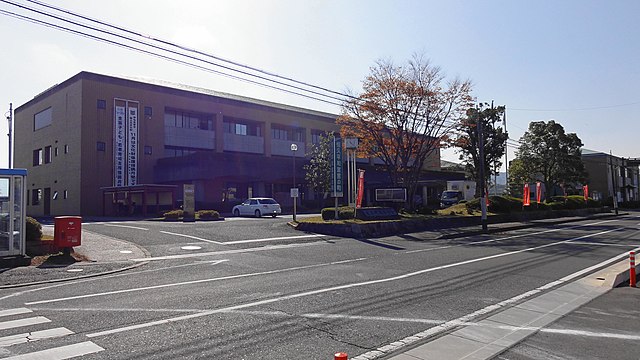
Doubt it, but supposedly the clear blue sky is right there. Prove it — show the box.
[1,0,638,169]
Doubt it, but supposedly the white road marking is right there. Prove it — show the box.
[0,317,50,331]
[0,308,32,318]
[159,231,222,244]
[102,224,149,231]
[129,241,323,262]
[403,219,619,254]
[2,341,104,359]
[85,229,619,338]
[0,327,74,347]
[222,234,327,245]
[569,241,640,247]
[25,257,366,306]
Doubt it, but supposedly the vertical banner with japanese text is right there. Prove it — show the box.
[330,136,344,198]
[114,105,126,187]
[523,183,531,206]
[127,103,139,186]
[356,169,365,208]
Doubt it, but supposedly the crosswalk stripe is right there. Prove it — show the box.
[1,341,104,359]
[0,309,32,318]
[0,327,74,347]
[0,317,50,331]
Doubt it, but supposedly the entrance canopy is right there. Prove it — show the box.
[101,184,177,217]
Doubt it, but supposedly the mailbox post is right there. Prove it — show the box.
[54,216,82,256]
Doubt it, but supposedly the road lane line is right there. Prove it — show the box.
[0,327,74,347]
[568,241,640,247]
[223,234,327,245]
[2,341,104,359]
[102,224,149,231]
[0,317,50,331]
[25,257,366,306]
[86,229,619,338]
[129,241,323,262]
[0,308,32,318]
[159,231,222,244]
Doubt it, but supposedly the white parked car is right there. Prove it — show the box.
[232,198,282,218]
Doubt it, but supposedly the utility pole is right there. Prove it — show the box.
[478,104,488,232]
[610,150,619,215]
[504,106,508,194]
[7,103,12,168]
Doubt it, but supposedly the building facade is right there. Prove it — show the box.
[15,71,449,217]
[582,149,639,203]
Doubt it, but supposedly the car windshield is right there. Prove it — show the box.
[259,198,278,204]
[442,191,460,199]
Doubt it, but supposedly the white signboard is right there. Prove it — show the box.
[290,188,299,198]
[114,106,126,187]
[127,104,138,186]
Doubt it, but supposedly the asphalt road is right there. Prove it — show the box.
[1,213,639,359]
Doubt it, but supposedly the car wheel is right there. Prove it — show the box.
[233,209,240,217]
[255,210,261,218]
[271,214,277,218]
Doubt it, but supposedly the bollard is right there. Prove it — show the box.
[630,251,636,288]
[334,352,348,360]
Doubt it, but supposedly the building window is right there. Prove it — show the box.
[44,146,52,163]
[164,109,214,131]
[63,190,68,199]
[97,99,107,109]
[235,123,247,135]
[293,128,304,142]
[31,189,42,205]
[64,144,69,154]
[144,145,152,155]
[271,127,289,140]
[311,130,326,144]
[53,191,58,200]
[32,149,43,166]
[144,106,152,117]
[54,147,58,157]
[34,107,52,131]
[97,141,106,151]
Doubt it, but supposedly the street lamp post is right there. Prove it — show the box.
[291,143,298,222]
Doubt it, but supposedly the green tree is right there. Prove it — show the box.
[512,120,586,197]
[338,54,473,209]
[453,104,508,197]
[304,132,333,208]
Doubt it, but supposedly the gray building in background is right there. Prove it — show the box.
[582,149,639,203]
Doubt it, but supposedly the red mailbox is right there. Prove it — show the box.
[54,216,82,248]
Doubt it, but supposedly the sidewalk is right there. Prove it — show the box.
[0,225,148,288]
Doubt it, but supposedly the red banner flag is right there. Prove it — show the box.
[536,182,542,203]
[583,185,589,201]
[523,183,531,206]
[356,169,365,209]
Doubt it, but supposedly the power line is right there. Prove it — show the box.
[510,101,640,112]
[0,0,347,105]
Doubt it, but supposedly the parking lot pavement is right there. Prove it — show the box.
[0,226,148,288]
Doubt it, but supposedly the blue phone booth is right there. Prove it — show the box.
[0,169,27,259]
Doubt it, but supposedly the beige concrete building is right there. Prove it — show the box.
[15,71,453,217]
[15,72,344,216]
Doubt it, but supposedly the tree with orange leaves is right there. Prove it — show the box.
[338,54,472,209]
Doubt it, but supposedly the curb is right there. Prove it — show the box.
[0,261,149,289]
[436,213,625,240]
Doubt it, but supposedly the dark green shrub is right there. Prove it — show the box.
[26,216,42,242]
[321,206,355,220]
[163,209,184,219]
[546,201,565,210]
[620,201,640,209]
[196,210,219,220]
[487,196,522,213]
